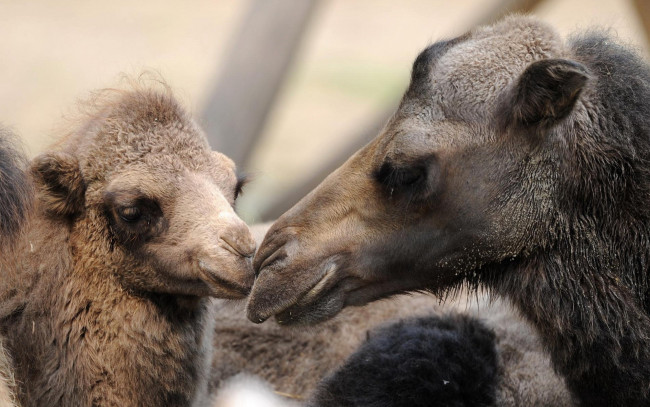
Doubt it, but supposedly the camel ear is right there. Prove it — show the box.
[31,152,85,217]
[508,58,590,128]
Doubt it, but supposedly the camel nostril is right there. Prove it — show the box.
[220,234,256,258]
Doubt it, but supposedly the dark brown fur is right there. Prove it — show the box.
[248,16,650,406]
[0,83,256,406]
[0,127,30,407]
[309,314,500,407]
[0,128,32,249]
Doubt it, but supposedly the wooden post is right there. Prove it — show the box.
[632,0,650,46]
[474,0,547,26]
[202,0,320,166]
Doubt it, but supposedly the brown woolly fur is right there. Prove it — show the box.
[249,15,650,406]
[210,278,572,405]
[211,294,449,399]
[0,339,17,407]
[0,80,256,406]
[0,128,32,250]
[0,128,30,407]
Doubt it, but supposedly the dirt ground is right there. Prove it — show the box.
[0,0,647,221]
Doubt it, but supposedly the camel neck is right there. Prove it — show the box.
[485,253,650,406]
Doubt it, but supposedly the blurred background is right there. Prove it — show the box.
[0,0,648,222]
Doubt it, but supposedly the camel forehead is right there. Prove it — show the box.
[72,90,234,183]
[79,124,218,182]
[387,17,564,155]
[429,16,563,121]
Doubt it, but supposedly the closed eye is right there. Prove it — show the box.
[117,206,142,222]
[110,197,162,227]
[374,161,426,193]
[103,190,167,249]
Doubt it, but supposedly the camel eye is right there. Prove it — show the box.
[375,161,426,192]
[373,155,439,203]
[103,189,167,248]
[118,206,142,223]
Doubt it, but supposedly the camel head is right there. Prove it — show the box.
[248,16,591,324]
[31,86,256,299]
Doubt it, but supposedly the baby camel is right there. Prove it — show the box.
[0,84,256,406]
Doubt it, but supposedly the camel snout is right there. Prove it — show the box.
[219,220,257,259]
[190,214,257,298]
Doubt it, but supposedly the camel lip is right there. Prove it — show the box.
[255,245,288,274]
[273,274,371,326]
[273,278,427,325]
[273,288,342,325]
[246,255,342,323]
[278,262,366,326]
[294,259,339,303]
[198,260,252,299]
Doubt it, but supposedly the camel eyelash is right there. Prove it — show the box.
[234,174,249,200]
